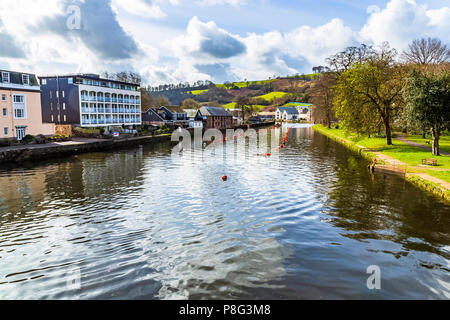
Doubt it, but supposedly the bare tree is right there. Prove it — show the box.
[326,44,375,73]
[308,73,336,128]
[402,38,450,65]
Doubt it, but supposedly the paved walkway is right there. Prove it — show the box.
[0,138,108,152]
[395,133,450,156]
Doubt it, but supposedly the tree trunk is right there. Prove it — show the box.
[422,130,426,139]
[431,126,440,156]
[384,118,392,145]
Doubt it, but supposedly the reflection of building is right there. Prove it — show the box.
[196,106,233,129]
[0,69,55,140]
[258,111,275,121]
[39,74,141,128]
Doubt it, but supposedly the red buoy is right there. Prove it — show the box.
[280,144,284,149]
[266,152,271,157]
[222,175,228,181]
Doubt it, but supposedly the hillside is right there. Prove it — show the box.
[147,74,319,110]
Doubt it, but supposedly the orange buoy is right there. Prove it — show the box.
[222,175,228,181]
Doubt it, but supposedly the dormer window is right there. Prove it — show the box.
[22,74,30,85]
[2,72,10,83]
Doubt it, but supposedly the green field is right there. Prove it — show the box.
[191,89,208,95]
[254,92,288,101]
[216,79,276,89]
[223,102,265,111]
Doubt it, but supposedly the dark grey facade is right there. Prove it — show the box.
[39,74,142,127]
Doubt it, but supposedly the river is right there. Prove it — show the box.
[0,125,449,299]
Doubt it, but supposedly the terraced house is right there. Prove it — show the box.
[0,70,54,140]
[39,74,141,128]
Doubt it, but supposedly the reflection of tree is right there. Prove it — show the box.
[324,141,450,258]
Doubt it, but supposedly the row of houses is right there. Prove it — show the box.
[1,69,143,140]
[0,68,311,141]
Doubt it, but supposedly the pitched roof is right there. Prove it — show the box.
[142,108,164,122]
[277,106,299,115]
[199,106,232,117]
[183,109,199,118]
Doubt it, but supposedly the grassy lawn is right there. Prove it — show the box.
[405,134,450,154]
[315,125,450,170]
[426,170,450,182]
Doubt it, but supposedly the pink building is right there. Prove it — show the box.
[0,70,54,140]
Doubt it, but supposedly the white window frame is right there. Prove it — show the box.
[2,72,10,83]
[13,94,26,119]
[22,74,30,85]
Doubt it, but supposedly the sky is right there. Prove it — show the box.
[0,0,449,86]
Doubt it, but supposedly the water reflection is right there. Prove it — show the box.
[0,127,449,299]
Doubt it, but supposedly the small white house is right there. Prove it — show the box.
[276,107,299,121]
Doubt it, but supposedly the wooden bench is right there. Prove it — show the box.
[422,158,437,166]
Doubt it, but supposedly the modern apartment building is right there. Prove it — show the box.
[0,69,55,140]
[39,74,142,128]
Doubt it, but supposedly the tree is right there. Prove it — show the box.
[180,98,201,109]
[327,44,375,74]
[235,96,254,123]
[402,38,450,65]
[402,68,450,155]
[104,71,142,84]
[308,73,336,128]
[333,43,404,145]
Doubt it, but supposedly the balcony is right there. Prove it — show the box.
[98,108,105,113]
[105,97,111,102]
[97,97,104,102]
[81,95,89,101]
[98,119,105,124]
[89,96,96,101]
[118,99,124,103]
[105,108,112,113]
[112,109,118,113]
[112,98,117,103]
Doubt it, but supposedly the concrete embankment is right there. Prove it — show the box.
[312,125,450,203]
[0,135,173,165]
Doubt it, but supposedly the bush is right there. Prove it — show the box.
[35,134,47,144]
[0,138,11,147]
[22,134,35,144]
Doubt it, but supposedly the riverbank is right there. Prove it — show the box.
[0,134,173,165]
[312,125,450,203]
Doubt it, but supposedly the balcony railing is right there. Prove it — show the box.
[105,97,111,102]
[112,98,117,103]
[81,95,89,101]
[89,96,96,101]
[105,108,112,113]
[98,108,105,113]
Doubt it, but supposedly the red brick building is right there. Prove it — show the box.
[196,106,233,130]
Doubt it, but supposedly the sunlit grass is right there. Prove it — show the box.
[254,92,288,101]
[314,125,450,169]
[191,89,208,95]
[406,134,450,154]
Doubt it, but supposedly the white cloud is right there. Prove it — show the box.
[0,0,449,86]
[360,0,450,50]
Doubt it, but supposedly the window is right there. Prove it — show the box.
[50,91,52,99]
[63,115,67,122]
[56,91,59,98]
[42,79,47,85]
[22,74,30,85]
[62,91,65,98]
[63,103,66,110]
[51,115,54,122]
[50,102,53,111]
[4,128,8,135]
[68,78,73,84]
[2,108,6,116]
[2,72,10,83]
[13,94,26,119]
[1,94,5,101]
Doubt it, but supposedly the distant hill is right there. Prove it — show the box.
[147,74,319,110]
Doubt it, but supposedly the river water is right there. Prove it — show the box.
[0,125,449,299]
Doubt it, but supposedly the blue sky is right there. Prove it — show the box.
[0,0,449,85]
